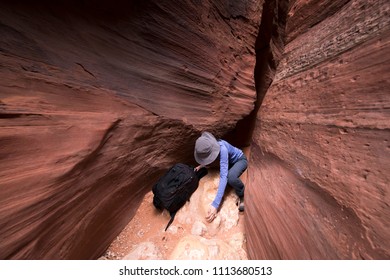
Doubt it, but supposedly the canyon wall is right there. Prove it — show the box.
[0,0,389,259]
[246,0,390,259]
[0,0,260,259]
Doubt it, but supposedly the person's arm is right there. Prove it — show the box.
[205,146,228,222]
[212,146,228,209]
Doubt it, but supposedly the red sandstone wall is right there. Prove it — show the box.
[0,1,260,259]
[246,0,390,259]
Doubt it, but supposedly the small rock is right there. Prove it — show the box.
[122,242,162,260]
[191,221,207,236]
[169,235,241,260]
[167,225,178,234]
[208,215,222,236]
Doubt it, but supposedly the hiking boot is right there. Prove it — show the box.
[238,197,244,212]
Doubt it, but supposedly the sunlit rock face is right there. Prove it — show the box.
[0,0,260,259]
[246,0,390,259]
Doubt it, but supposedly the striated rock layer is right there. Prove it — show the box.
[246,0,390,259]
[0,0,259,259]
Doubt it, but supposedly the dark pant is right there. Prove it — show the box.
[227,155,248,198]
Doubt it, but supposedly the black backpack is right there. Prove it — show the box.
[152,163,207,231]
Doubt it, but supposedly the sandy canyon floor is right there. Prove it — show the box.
[100,170,247,260]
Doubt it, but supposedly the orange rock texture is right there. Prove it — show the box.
[0,0,389,259]
[0,0,259,259]
[246,0,390,259]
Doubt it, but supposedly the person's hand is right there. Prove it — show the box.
[205,205,217,223]
[194,165,202,172]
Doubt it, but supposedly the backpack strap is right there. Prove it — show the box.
[195,166,208,180]
[165,211,177,231]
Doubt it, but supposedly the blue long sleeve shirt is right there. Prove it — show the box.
[211,140,244,209]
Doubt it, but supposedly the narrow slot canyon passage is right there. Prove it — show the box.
[0,0,389,260]
[100,0,284,260]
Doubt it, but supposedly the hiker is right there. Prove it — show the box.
[194,131,247,222]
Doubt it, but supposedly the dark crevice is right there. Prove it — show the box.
[0,113,44,119]
[75,63,96,78]
[224,0,290,148]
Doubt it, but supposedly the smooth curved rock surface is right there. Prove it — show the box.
[0,0,259,259]
[246,0,390,259]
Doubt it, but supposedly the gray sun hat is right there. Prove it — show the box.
[194,132,220,165]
